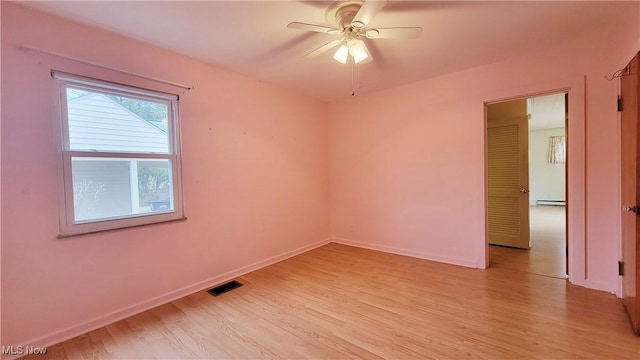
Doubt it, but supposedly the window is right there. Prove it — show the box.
[53,72,184,236]
[547,135,566,164]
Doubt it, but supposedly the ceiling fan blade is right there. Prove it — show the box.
[287,22,341,34]
[365,27,423,39]
[303,39,343,59]
[352,0,388,29]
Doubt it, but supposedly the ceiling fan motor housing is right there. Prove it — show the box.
[326,1,363,30]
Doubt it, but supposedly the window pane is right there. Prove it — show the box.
[136,160,174,213]
[66,87,170,153]
[72,157,174,222]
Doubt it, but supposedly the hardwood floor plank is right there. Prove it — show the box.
[21,242,640,359]
[490,205,567,279]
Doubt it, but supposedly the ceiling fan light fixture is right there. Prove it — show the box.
[349,40,369,64]
[333,44,349,64]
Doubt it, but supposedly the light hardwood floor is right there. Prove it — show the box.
[490,205,567,278]
[24,241,639,359]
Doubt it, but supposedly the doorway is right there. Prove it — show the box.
[486,92,568,279]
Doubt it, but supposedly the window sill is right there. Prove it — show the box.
[57,216,187,239]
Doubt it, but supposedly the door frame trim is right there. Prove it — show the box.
[481,75,588,289]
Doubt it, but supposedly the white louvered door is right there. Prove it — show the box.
[487,116,530,249]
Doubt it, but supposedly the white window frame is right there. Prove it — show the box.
[53,71,185,236]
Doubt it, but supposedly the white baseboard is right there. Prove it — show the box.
[331,237,479,269]
[570,277,616,296]
[8,237,332,359]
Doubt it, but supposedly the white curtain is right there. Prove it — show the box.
[548,136,566,164]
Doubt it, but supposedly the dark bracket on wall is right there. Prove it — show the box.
[618,96,623,112]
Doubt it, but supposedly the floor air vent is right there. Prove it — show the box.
[207,280,243,297]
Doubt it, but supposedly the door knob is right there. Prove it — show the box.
[520,188,530,194]
[623,205,640,214]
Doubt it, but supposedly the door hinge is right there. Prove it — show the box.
[618,96,623,111]
[619,261,625,276]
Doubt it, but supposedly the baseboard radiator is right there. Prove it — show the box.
[536,199,566,206]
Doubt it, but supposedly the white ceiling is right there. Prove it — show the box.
[528,93,566,131]
[20,1,633,102]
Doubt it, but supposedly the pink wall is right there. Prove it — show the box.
[1,3,329,349]
[2,0,639,353]
[328,5,639,293]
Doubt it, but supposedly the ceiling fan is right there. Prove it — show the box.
[287,0,422,65]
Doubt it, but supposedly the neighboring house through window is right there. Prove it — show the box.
[54,72,184,236]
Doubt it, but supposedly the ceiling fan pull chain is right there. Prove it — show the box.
[351,59,356,96]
